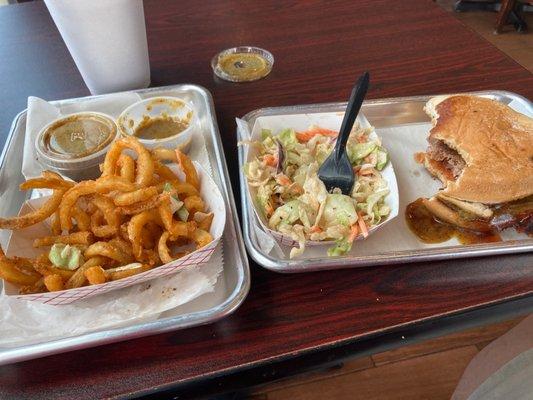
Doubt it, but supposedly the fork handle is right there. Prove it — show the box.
[334,72,370,161]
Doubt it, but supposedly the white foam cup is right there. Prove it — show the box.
[44,0,151,95]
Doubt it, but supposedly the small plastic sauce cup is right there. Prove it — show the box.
[117,97,196,151]
[35,112,118,181]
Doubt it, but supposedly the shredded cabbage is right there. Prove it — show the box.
[242,123,391,258]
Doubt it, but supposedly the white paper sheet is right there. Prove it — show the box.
[0,96,225,347]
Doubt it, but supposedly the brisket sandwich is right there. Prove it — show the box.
[415,95,533,235]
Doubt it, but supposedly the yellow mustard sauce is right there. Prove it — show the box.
[218,53,271,82]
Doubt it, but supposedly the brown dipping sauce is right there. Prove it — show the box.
[43,114,115,159]
[405,199,501,245]
[134,115,190,140]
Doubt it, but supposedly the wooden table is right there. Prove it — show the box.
[0,1,532,399]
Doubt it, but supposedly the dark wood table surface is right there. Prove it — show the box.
[0,1,532,399]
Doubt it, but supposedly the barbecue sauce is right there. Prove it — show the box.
[405,199,501,244]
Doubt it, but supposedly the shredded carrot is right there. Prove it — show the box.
[348,224,359,242]
[312,127,338,136]
[358,168,374,176]
[310,225,322,234]
[296,127,338,142]
[357,213,369,238]
[363,152,377,165]
[357,135,367,143]
[292,184,304,194]
[295,132,315,142]
[263,154,278,167]
[276,174,292,186]
[265,203,274,217]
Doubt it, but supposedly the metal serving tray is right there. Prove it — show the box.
[238,90,533,273]
[0,84,250,365]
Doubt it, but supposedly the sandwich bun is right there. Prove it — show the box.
[423,95,533,204]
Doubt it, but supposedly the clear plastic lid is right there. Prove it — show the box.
[212,46,274,82]
[35,112,118,180]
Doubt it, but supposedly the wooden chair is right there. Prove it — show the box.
[454,0,533,32]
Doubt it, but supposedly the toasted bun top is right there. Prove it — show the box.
[424,95,533,204]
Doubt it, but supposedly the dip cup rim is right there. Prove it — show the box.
[35,111,118,165]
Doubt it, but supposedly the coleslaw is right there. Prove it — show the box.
[242,123,391,258]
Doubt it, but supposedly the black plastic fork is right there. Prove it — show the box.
[318,72,370,194]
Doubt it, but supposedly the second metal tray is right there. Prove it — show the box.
[238,90,533,273]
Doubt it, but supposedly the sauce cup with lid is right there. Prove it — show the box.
[35,112,119,181]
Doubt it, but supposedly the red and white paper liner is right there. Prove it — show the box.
[4,163,226,304]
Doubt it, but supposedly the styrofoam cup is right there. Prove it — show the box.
[44,0,151,95]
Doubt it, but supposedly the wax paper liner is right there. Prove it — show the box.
[4,163,226,305]
[239,112,399,250]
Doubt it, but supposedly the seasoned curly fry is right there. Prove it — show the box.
[51,210,61,235]
[0,249,41,286]
[183,195,205,215]
[176,149,200,190]
[154,160,181,182]
[118,194,164,215]
[137,249,160,266]
[20,277,45,294]
[33,255,75,280]
[33,231,94,248]
[114,186,158,206]
[172,221,191,238]
[20,177,74,191]
[108,237,134,259]
[91,194,120,237]
[85,241,134,264]
[65,256,109,289]
[44,274,64,292]
[102,136,154,186]
[191,229,213,249]
[146,221,162,234]
[152,147,178,162]
[84,265,106,285]
[157,194,174,232]
[0,137,217,295]
[157,181,199,199]
[127,210,163,259]
[59,178,134,231]
[90,209,113,238]
[157,231,188,264]
[72,205,91,231]
[0,189,66,230]
[117,154,135,183]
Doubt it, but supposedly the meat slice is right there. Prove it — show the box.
[426,138,466,179]
[491,197,533,235]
